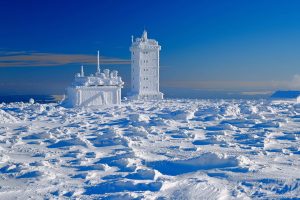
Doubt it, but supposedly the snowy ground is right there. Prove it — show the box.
[0,99,299,199]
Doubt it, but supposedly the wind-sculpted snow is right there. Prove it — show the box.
[0,109,18,123]
[0,99,299,199]
[147,153,239,176]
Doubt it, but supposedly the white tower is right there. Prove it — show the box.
[129,30,163,100]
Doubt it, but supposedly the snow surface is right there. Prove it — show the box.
[0,99,299,199]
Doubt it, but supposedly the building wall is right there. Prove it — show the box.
[131,50,140,93]
[130,43,163,100]
[67,86,121,107]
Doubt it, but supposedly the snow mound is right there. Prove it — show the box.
[17,170,43,179]
[48,137,88,148]
[126,168,156,180]
[220,104,241,116]
[126,126,149,138]
[194,105,219,116]
[129,113,150,123]
[161,109,195,122]
[147,153,239,176]
[84,180,162,195]
[0,109,18,123]
[0,154,9,163]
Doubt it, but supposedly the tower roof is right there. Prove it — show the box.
[142,30,148,41]
[130,30,160,50]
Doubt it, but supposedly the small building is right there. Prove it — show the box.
[65,51,124,107]
[129,30,164,100]
[270,90,300,103]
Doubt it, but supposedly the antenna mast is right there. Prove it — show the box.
[97,50,100,74]
[80,65,84,77]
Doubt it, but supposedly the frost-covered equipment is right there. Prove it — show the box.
[66,51,124,107]
[129,30,164,100]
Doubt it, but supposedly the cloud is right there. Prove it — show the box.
[0,50,130,67]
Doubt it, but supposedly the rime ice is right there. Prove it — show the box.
[129,30,164,100]
[65,51,124,107]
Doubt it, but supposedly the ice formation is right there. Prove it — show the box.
[271,90,300,102]
[129,30,164,100]
[65,51,124,107]
[0,99,300,199]
[0,109,18,123]
[65,30,164,106]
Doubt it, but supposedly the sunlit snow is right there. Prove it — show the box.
[0,99,299,199]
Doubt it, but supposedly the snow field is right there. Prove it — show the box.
[0,99,299,199]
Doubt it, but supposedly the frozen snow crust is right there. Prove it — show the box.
[0,99,299,199]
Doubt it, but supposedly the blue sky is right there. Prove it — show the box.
[1,0,300,95]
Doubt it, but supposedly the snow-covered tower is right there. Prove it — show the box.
[129,30,163,100]
[65,51,124,107]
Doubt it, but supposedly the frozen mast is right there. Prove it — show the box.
[65,51,124,107]
[129,30,164,100]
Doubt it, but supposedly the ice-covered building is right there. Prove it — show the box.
[129,30,164,100]
[65,51,124,107]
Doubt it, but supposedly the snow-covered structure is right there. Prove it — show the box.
[129,30,164,100]
[65,51,124,107]
[271,90,300,102]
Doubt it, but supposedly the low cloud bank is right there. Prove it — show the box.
[0,50,130,67]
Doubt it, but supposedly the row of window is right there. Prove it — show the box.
[132,86,151,89]
[133,77,150,80]
[132,51,150,55]
[132,60,150,64]
[132,68,151,72]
